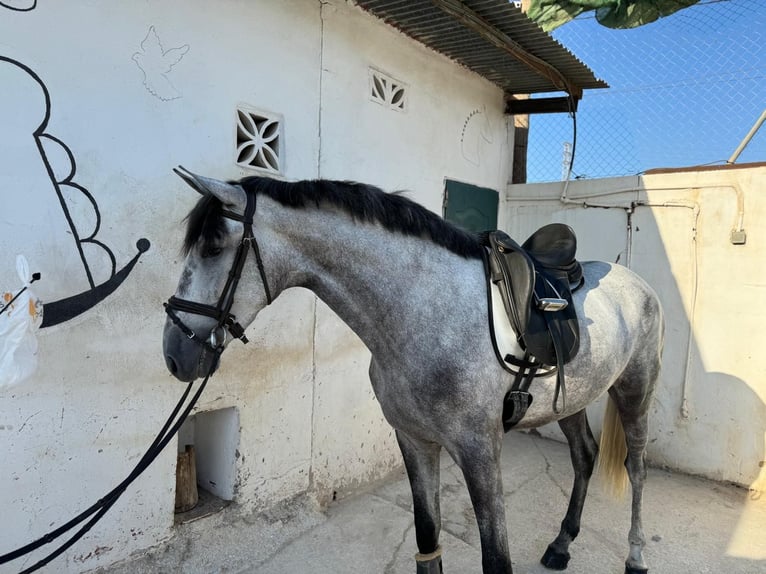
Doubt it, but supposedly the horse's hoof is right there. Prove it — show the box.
[625,566,648,574]
[416,546,443,574]
[541,545,570,570]
[416,556,443,574]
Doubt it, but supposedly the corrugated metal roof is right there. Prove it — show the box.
[355,0,607,95]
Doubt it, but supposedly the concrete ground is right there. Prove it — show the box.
[99,431,766,574]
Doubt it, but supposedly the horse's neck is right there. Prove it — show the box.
[264,200,486,358]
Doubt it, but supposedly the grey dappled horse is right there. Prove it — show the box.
[162,170,664,574]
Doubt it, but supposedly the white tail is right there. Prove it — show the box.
[598,395,628,497]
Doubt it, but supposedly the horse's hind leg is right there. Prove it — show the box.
[609,386,652,574]
[541,409,599,571]
[609,345,660,574]
[607,291,662,574]
[396,430,444,574]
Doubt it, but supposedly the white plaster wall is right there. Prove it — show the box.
[0,1,511,571]
[1,2,322,572]
[503,165,766,493]
[319,1,511,208]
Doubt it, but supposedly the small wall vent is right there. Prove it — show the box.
[235,105,283,174]
[369,68,407,112]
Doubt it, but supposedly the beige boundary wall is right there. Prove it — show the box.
[0,1,512,571]
[504,163,766,494]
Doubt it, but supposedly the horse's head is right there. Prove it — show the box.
[163,167,272,382]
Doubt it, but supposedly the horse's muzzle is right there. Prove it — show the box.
[164,353,192,382]
[164,347,220,382]
[163,321,220,382]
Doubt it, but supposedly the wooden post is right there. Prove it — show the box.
[174,444,198,513]
[511,94,530,184]
[512,1,532,185]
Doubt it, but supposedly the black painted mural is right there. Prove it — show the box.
[0,56,149,327]
[0,1,36,12]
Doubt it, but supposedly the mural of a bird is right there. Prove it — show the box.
[132,26,189,101]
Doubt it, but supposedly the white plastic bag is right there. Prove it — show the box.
[0,255,43,387]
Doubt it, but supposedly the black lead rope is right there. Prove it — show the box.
[0,361,217,572]
[3,190,273,571]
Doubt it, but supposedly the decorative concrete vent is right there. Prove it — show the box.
[369,68,407,112]
[235,105,283,174]
[175,407,239,523]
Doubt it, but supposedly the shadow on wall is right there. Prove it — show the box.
[625,188,765,563]
[507,172,765,566]
[0,56,149,327]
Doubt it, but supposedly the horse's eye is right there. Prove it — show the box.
[202,246,223,258]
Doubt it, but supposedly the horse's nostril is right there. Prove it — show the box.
[166,355,178,374]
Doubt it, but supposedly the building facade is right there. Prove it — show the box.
[0,1,524,571]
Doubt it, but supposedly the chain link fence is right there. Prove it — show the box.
[525,0,766,182]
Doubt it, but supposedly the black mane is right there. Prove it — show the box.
[183,176,483,259]
[183,193,227,255]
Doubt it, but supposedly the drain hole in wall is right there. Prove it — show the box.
[174,407,240,525]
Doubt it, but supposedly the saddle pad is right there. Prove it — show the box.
[490,281,524,365]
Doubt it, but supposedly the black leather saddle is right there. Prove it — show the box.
[482,224,584,429]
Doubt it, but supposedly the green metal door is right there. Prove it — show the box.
[443,180,499,233]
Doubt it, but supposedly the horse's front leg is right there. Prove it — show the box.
[396,430,444,574]
[450,431,513,574]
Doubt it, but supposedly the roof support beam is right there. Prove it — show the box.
[429,0,582,98]
[506,95,579,115]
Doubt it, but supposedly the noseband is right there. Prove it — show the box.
[164,191,272,354]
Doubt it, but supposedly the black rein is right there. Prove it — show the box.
[0,189,272,572]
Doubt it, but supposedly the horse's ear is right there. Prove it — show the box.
[173,166,245,207]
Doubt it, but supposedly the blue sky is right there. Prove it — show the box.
[526,0,766,182]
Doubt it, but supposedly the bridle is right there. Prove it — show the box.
[164,190,272,355]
